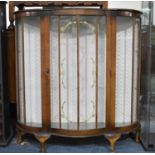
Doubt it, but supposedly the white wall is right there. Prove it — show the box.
[108,1,142,11]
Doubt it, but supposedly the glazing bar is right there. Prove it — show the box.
[96,16,98,128]
[22,18,26,124]
[131,18,135,124]
[77,15,80,130]
[58,16,62,128]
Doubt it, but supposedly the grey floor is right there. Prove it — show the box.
[0,134,150,153]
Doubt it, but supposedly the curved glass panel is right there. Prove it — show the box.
[16,19,25,124]
[23,17,42,127]
[115,17,133,127]
[115,17,140,127]
[16,17,42,127]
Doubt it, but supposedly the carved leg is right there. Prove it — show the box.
[135,128,141,143]
[104,134,121,153]
[16,129,24,144]
[35,134,51,153]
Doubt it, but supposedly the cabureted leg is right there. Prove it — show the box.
[104,133,121,153]
[35,134,51,153]
[135,128,141,143]
[16,128,24,144]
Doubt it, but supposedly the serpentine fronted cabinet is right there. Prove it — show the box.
[15,9,141,152]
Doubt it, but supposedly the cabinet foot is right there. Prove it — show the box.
[135,128,141,143]
[104,133,121,153]
[16,128,24,144]
[35,133,51,153]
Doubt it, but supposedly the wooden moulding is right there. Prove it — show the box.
[15,9,142,19]
[16,122,140,138]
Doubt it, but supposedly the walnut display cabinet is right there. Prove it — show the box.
[15,7,141,152]
[0,1,13,145]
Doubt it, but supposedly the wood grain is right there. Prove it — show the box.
[106,16,116,129]
[40,16,51,131]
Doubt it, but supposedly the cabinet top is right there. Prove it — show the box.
[15,8,142,19]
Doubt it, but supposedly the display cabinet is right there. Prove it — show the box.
[0,1,13,145]
[15,8,141,152]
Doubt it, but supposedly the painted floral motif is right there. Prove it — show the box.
[61,21,95,33]
[60,58,66,89]
[90,57,96,88]
[61,100,96,123]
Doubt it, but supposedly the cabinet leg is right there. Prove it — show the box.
[104,134,121,153]
[16,129,24,144]
[35,134,51,153]
[135,128,141,143]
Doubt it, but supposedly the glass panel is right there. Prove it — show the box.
[50,16,59,128]
[60,16,78,129]
[23,17,42,127]
[133,19,140,123]
[115,17,133,127]
[98,16,106,128]
[79,16,96,129]
[79,16,106,129]
[16,19,25,124]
